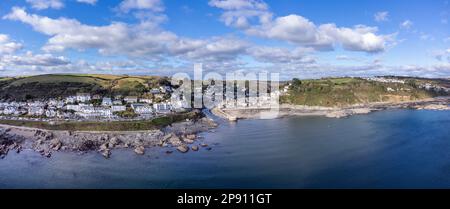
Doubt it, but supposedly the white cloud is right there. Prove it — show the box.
[400,20,413,29]
[374,11,389,22]
[209,0,272,29]
[210,0,393,53]
[246,15,392,53]
[118,0,164,13]
[77,0,98,5]
[1,51,69,66]
[433,48,450,63]
[0,34,23,54]
[26,0,64,10]
[247,46,315,64]
[2,7,253,67]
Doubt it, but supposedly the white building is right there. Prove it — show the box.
[45,109,57,118]
[124,96,138,103]
[113,100,123,105]
[133,104,153,115]
[153,103,172,113]
[76,93,91,103]
[76,106,112,118]
[139,98,153,104]
[102,97,112,106]
[28,106,45,116]
[111,105,126,112]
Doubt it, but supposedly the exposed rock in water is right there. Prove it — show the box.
[79,140,98,151]
[200,143,208,147]
[183,138,194,144]
[50,139,62,151]
[134,146,145,155]
[186,134,196,140]
[108,137,120,148]
[191,145,199,151]
[325,111,349,118]
[177,145,189,153]
[101,149,111,158]
[169,135,182,146]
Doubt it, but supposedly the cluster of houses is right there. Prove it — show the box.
[0,88,179,120]
[364,77,406,84]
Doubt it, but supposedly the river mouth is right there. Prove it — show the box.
[0,109,449,189]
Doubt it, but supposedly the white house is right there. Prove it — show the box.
[139,98,153,104]
[28,106,45,116]
[102,97,113,106]
[76,106,112,118]
[45,109,57,118]
[76,93,91,103]
[113,100,123,105]
[65,96,77,104]
[111,105,126,112]
[3,106,18,115]
[153,103,172,113]
[134,105,153,115]
[124,96,138,103]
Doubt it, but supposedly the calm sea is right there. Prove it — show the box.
[0,109,449,188]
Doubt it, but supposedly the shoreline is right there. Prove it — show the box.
[0,116,218,159]
[1,97,449,159]
[212,97,450,120]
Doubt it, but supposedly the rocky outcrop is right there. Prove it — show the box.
[0,114,218,159]
[177,145,189,153]
[134,146,145,155]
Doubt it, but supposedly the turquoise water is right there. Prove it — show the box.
[0,109,449,188]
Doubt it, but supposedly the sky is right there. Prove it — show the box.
[0,0,449,79]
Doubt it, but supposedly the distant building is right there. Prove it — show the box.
[76,106,112,118]
[111,105,126,112]
[124,96,138,103]
[153,103,172,113]
[139,98,153,104]
[101,97,112,106]
[28,106,45,116]
[150,88,161,94]
[92,94,102,100]
[65,96,77,104]
[76,93,91,103]
[131,103,153,115]
[45,109,57,118]
[113,100,123,105]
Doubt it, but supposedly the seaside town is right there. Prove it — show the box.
[0,85,189,121]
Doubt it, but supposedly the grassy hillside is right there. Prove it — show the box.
[280,77,448,107]
[0,74,170,101]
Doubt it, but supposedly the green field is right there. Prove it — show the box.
[0,74,170,101]
[0,111,201,131]
[281,77,447,107]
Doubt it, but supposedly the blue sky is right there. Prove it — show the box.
[0,0,449,79]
